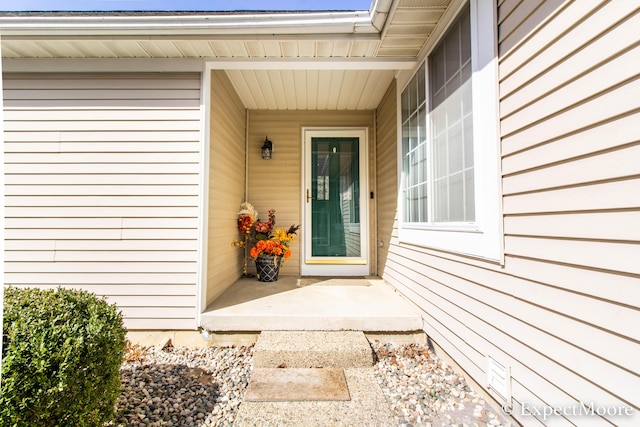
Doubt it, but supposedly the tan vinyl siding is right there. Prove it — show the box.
[497,1,640,417]
[3,72,202,330]
[247,110,375,276]
[206,70,247,306]
[375,79,397,275]
[380,1,639,425]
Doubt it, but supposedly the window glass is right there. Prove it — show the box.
[430,7,474,222]
[401,7,473,225]
[401,62,428,223]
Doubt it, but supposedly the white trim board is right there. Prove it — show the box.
[2,58,206,73]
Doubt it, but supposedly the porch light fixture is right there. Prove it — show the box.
[261,136,273,160]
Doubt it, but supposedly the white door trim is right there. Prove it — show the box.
[301,127,370,276]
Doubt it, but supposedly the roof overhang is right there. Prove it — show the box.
[0,0,456,110]
[0,0,396,38]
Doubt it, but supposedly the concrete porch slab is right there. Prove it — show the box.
[200,276,423,332]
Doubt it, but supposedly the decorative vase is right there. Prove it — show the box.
[254,256,282,282]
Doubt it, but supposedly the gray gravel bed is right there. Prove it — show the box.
[115,343,253,427]
[115,341,508,427]
[371,342,508,427]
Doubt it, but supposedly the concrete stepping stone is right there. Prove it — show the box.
[244,368,350,402]
[235,368,396,426]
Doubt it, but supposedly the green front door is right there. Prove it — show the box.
[302,129,369,276]
[311,137,360,257]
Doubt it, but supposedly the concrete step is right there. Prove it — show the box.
[236,330,396,425]
[252,330,374,368]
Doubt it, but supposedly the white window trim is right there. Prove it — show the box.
[397,0,504,263]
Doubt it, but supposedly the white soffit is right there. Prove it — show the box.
[0,0,454,59]
[378,0,450,57]
[225,69,396,110]
[0,0,454,110]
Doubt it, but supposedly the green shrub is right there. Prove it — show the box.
[1,287,127,427]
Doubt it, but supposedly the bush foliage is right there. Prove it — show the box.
[1,287,127,427]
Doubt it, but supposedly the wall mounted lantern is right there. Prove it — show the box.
[261,136,273,160]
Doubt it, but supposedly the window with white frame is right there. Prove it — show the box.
[398,0,502,262]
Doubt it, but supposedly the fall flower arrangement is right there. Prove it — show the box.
[232,202,300,266]
[249,208,299,260]
[250,225,300,259]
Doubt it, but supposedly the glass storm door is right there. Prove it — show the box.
[302,129,369,276]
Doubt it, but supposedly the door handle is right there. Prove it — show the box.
[306,189,315,203]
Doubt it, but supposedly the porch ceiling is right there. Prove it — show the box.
[0,0,452,110]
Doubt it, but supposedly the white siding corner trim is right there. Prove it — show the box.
[197,64,211,326]
[0,36,5,354]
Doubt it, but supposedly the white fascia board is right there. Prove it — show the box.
[2,57,415,73]
[0,11,377,37]
[207,57,416,70]
[369,0,393,31]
